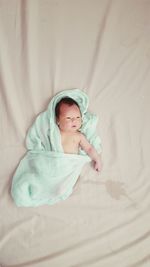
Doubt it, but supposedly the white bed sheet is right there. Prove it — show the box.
[0,0,150,266]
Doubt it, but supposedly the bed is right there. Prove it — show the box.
[0,0,150,266]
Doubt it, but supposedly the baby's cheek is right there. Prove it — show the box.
[65,121,71,126]
[78,120,82,127]
[62,121,71,129]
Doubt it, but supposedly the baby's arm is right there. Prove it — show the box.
[79,133,102,172]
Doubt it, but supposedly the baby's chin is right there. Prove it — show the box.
[69,128,79,132]
[66,126,80,132]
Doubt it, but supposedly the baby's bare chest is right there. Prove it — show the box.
[61,134,80,154]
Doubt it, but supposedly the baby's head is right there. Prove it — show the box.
[55,97,82,132]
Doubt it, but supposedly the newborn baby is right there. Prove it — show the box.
[55,97,101,172]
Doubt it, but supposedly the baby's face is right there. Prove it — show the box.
[57,103,82,132]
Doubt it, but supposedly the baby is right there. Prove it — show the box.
[55,97,102,172]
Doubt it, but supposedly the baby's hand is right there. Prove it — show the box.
[93,159,102,172]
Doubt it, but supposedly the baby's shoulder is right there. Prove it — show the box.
[76,131,86,141]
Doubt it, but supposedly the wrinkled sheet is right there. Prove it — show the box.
[0,0,150,266]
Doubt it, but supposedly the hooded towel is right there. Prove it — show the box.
[11,89,101,207]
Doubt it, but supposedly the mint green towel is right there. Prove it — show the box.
[11,89,101,206]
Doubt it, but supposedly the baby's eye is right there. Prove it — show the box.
[76,116,80,119]
[66,117,71,119]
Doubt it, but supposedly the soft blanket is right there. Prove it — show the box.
[11,89,101,206]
